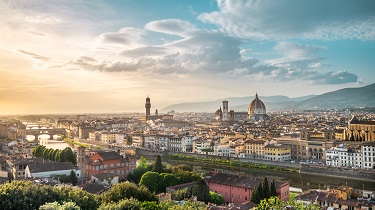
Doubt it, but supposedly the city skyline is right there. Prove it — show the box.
[1,0,374,115]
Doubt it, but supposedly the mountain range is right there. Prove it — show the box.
[160,83,375,112]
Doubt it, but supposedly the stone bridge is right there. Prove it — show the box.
[26,128,66,142]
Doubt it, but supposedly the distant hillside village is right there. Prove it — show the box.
[0,94,375,209]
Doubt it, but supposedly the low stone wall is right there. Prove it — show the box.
[300,164,375,181]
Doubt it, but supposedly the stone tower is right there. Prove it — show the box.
[145,96,151,116]
[77,146,86,178]
[222,100,229,121]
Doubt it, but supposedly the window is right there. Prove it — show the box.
[238,195,241,200]
[245,196,248,200]
[110,163,114,167]
[117,170,120,175]
[117,163,120,166]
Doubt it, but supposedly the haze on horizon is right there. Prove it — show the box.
[1,0,374,115]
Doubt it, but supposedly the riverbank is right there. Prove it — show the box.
[135,149,375,183]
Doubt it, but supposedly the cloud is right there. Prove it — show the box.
[18,50,50,61]
[98,27,145,45]
[145,19,197,37]
[198,0,375,40]
[25,14,62,24]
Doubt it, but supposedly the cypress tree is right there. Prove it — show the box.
[263,177,270,199]
[251,187,260,204]
[270,179,277,196]
[152,155,163,173]
[258,182,264,200]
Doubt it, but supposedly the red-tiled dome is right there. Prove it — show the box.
[248,93,266,114]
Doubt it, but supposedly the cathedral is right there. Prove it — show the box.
[215,93,270,122]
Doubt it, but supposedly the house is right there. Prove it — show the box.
[81,183,106,195]
[25,162,79,179]
[295,186,375,210]
[206,173,289,204]
[5,157,45,180]
[91,173,119,186]
[85,151,136,180]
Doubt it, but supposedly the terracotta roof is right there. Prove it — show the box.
[97,151,121,160]
[28,162,75,173]
[81,183,105,194]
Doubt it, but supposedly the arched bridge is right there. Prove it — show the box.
[26,128,67,142]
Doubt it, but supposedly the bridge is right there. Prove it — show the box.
[26,128,67,143]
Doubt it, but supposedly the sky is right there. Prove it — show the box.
[0,0,374,115]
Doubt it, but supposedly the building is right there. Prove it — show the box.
[295,186,375,210]
[325,144,362,168]
[141,96,174,124]
[362,142,375,169]
[85,151,136,180]
[346,116,375,141]
[244,139,266,159]
[206,173,289,204]
[248,93,270,121]
[25,162,79,179]
[264,144,291,161]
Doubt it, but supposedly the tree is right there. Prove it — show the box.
[209,191,224,205]
[39,201,81,210]
[256,196,320,210]
[192,178,210,203]
[251,187,261,204]
[152,155,163,173]
[262,177,270,199]
[101,182,158,203]
[258,182,264,200]
[256,196,287,210]
[171,164,193,173]
[69,170,78,186]
[127,156,150,183]
[98,198,140,210]
[126,135,133,146]
[270,179,277,197]
[139,171,164,194]
[172,187,192,201]
[63,147,77,165]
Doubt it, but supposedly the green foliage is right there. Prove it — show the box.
[270,179,277,197]
[39,201,81,210]
[255,196,320,210]
[101,182,158,204]
[171,187,192,201]
[152,155,163,173]
[256,196,287,210]
[32,146,77,166]
[262,177,270,199]
[166,154,297,173]
[0,180,99,210]
[140,201,159,210]
[69,170,78,186]
[174,171,201,184]
[126,136,133,145]
[251,187,260,204]
[0,180,59,210]
[171,164,193,173]
[127,156,150,184]
[139,171,164,194]
[55,186,100,210]
[98,198,140,210]
[158,201,207,210]
[192,178,210,203]
[209,191,224,205]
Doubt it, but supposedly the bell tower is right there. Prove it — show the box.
[145,96,151,116]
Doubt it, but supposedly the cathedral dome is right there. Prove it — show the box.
[248,93,266,115]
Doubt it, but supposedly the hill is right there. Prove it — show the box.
[160,83,375,112]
